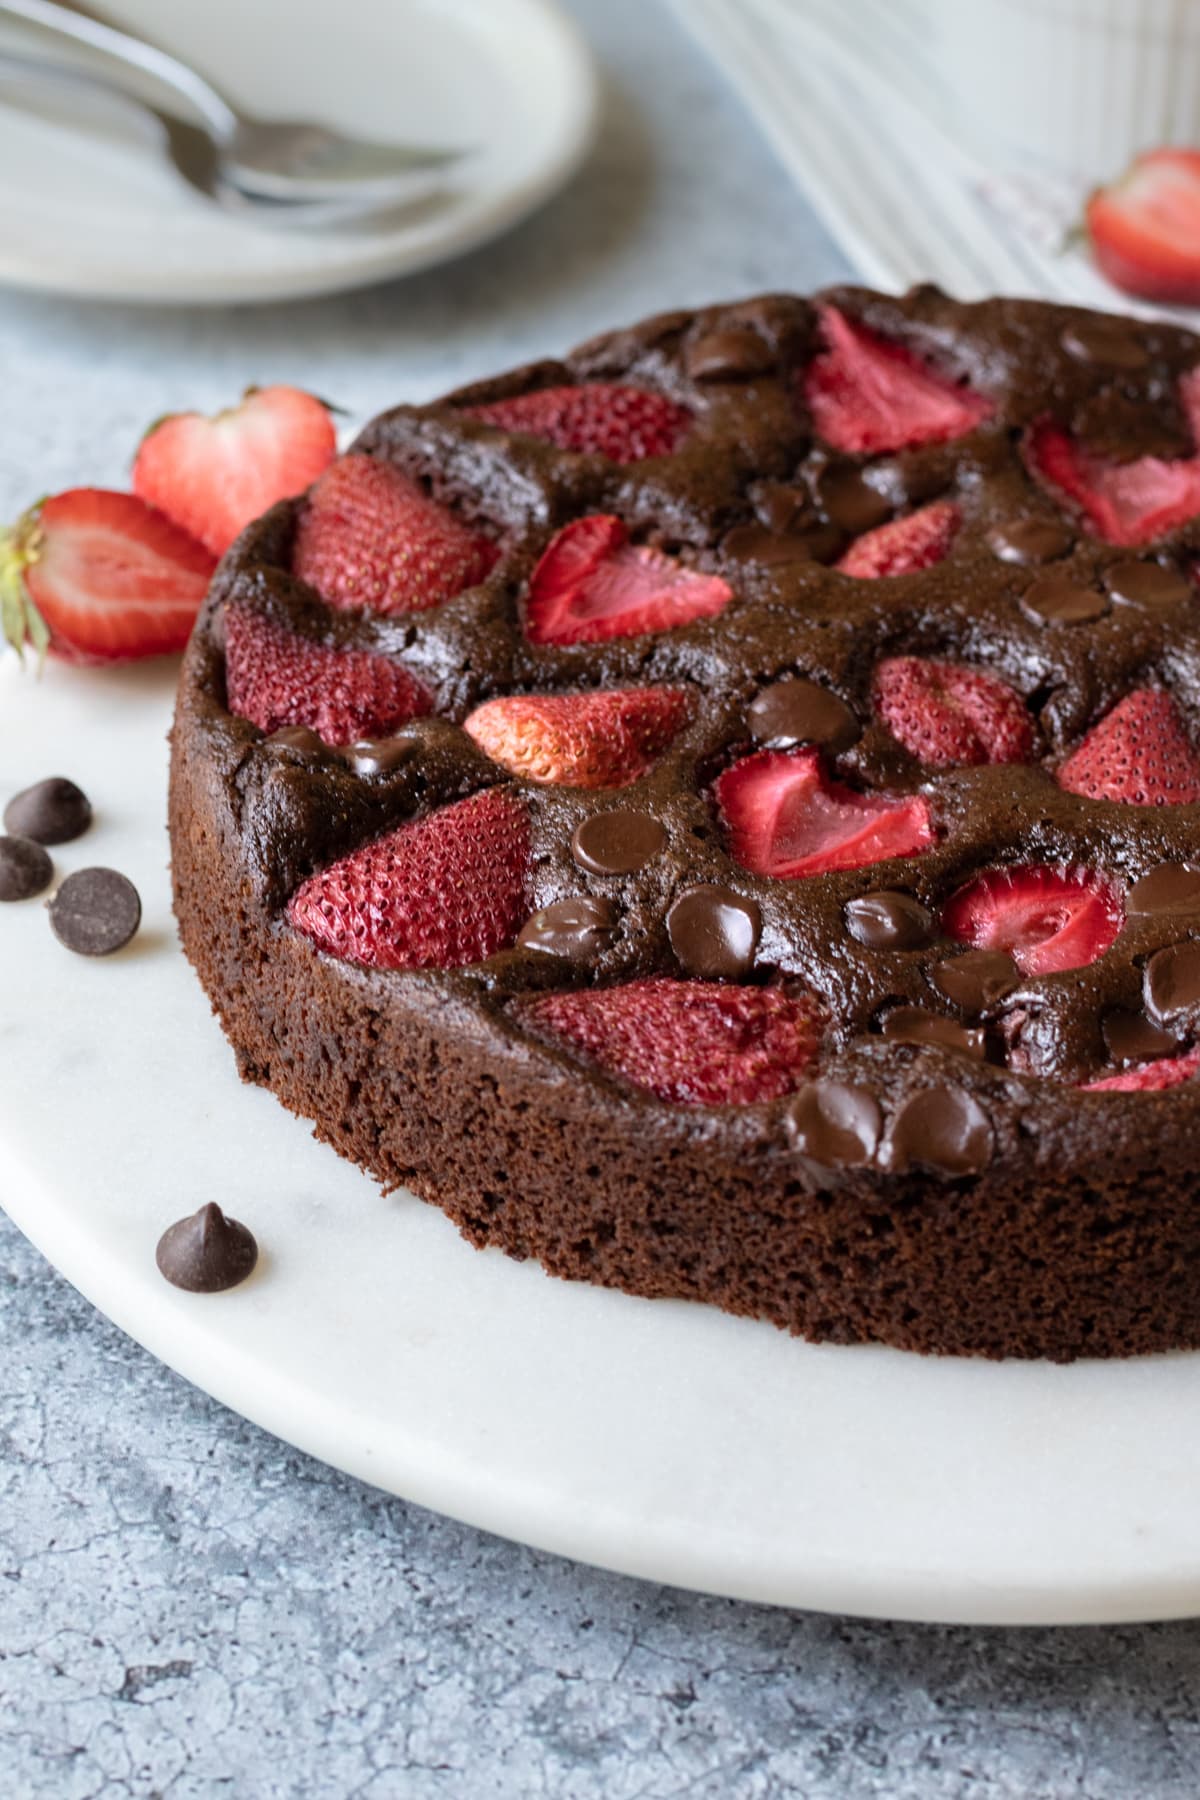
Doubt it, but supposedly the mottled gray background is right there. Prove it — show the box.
[3,3,1200,1795]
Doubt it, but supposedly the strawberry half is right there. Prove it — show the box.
[714,747,935,880]
[464,383,692,461]
[941,864,1123,977]
[836,500,961,579]
[517,977,825,1106]
[874,656,1034,768]
[464,686,690,787]
[288,787,529,970]
[1056,689,1200,806]
[525,515,732,647]
[1026,367,1200,546]
[224,606,432,745]
[133,385,337,558]
[293,454,499,618]
[1086,150,1200,306]
[1083,1045,1200,1093]
[803,306,992,455]
[0,488,215,665]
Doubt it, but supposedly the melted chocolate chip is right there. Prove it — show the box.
[1128,863,1200,916]
[1102,1007,1181,1064]
[342,737,414,776]
[518,896,616,959]
[155,1202,258,1293]
[928,949,1018,1012]
[1104,560,1192,612]
[667,884,761,980]
[1145,941,1200,1022]
[267,725,326,755]
[572,811,666,876]
[722,522,823,565]
[816,467,892,534]
[4,776,91,845]
[784,1080,882,1168]
[47,867,141,956]
[1061,317,1149,369]
[987,518,1074,566]
[884,1085,993,1176]
[844,890,933,950]
[880,1006,986,1058]
[1021,575,1109,626]
[0,834,52,902]
[755,484,806,533]
[748,678,860,751]
[686,326,774,381]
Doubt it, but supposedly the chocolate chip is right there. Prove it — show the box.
[342,737,414,776]
[1144,940,1200,1023]
[572,811,666,875]
[754,484,806,533]
[748,678,860,752]
[667,884,761,980]
[928,949,1018,1012]
[267,725,327,755]
[1128,863,1200,916]
[883,1085,993,1176]
[4,776,91,845]
[518,896,616,960]
[1061,318,1149,370]
[784,1080,881,1168]
[722,522,822,565]
[47,867,141,956]
[987,518,1074,565]
[1020,574,1109,626]
[0,834,53,902]
[844,890,933,950]
[155,1202,258,1293]
[1102,1007,1181,1064]
[816,466,892,534]
[1104,560,1192,611]
[686,326,774,381]
[880,1006,986,1058]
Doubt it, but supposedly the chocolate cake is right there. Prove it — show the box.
[170,285,1200,1361]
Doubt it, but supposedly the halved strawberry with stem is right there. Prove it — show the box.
[1082,1045,1200,1093]
[288,787,529,970]
[517,977,826,1106]
[941,864,1123,977]
[714,747,935,880]
[0,488,216,665]
[1086,150,1200,306]
[1056,689,1200,806]
[224,606,432,745]
[836,501,961,579]
[464,686,690,787]
[1026,367,1200,546]
[293,454,499,617]
[133,385,337,558]
[525,515,732,647]
[874,655,1035,768]
[464,383,692,461]
[803,306,992,455]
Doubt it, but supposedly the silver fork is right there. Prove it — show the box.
[0,0,467,206]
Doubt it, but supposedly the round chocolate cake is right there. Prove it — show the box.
[170,285,1200,1361]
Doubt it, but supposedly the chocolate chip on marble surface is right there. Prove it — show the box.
[784,1080,882,1168]
[986,518,1074,566]
[928,949,1018,1012]
[47,867,141,956]
[1020,575,1109,626]
[1102,1007,1181,1064]
[0,834,53,902]
[844,890,933,950]
[1127,863,1200,916]
[883,1085,993,1176]
[571,811,666,876]
[667,884,761,980]
[1104,560,1192,612]
[879,1006,986,1058]
[341,737,414,777]
[748,677,860,752]
[1060,317,1150,369]
[685,326,774,381]
[517,897,617,960]
[1144,941,1200,1023]
[156,1202,258,1293]
[4,776,92,845]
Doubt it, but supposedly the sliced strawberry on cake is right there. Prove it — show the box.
[293,454,499,616]
[714,747,934,880]
[1056,689,1200,805]
[517,977,825,1105]
[803,306,992,455]
[941,864,1123,976]
[464,686,690,787]
[836,501,961,579]
[288,787,529,970]
[464,383,692,461]
[525,515,733,646]
[873,656,1035,768]
[224,606,432,744]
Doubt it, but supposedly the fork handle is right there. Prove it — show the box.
[0,0,238,140]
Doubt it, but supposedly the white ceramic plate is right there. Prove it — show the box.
[5,657,1200,1628]
[0,0,597,304]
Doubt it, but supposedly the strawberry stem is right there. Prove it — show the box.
[0,511,50,669]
